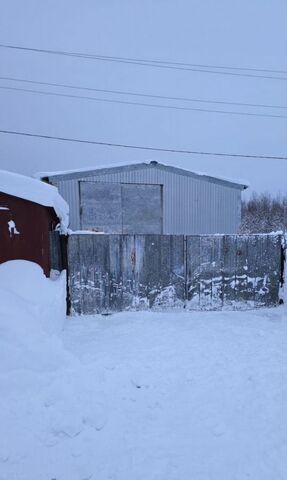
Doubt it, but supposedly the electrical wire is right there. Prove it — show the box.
[1,85,287,119]
[0,129,286,160]
[1,43,286,80]
[1,75,286,110]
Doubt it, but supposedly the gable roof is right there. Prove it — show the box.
[0,170,69,231]
[36,161,248,190]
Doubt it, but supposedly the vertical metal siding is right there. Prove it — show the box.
[51,167,241,233]
[57,180,80,230]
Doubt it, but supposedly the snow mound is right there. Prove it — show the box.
[1,260,286,480]
[0,260,69,372]
[0,169,69,232]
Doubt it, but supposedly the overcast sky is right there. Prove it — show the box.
[0,0,286,196]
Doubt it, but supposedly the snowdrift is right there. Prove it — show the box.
[0,259,286,480]
[0,260,68,372]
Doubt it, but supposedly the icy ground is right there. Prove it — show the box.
[1,262,287,480]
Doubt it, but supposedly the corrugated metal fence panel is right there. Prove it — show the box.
[186,234,282,309]
[68,234,110,315]
[68,234,185,315]
[52,167,241,233]
[68,233,283,315]
[133,235,185,308]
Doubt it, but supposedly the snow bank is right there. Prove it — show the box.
[0,260,81,477]
[1,259,286,480]
[0,260,68,372]
[0,169,69,231]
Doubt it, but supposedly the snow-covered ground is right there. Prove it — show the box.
[1,261,287,480]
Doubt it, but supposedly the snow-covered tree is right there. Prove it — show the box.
[240,193,287,233]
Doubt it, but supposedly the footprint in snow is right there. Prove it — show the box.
[82,403,107,431]
[210,422,227,437]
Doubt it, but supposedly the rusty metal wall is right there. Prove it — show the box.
[0,192,58,276]
[48,163,243,234]
[67,233,283,315]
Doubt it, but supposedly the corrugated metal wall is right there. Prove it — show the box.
[50,166,242,234]
[68,233,283,314]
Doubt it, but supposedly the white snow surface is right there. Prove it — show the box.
[68,229,105,235]
[0,261,68,371]
[0,169,69,231]
[35,160,249,188]
[34,159,146,178]
[1,260,287,480]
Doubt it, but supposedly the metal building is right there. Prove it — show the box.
[40,161,248,234]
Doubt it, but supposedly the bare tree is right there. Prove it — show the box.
[240,193,287,233]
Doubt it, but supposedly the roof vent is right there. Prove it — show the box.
[150,160,158,165]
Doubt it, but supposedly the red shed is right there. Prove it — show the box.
[0,170,69,276]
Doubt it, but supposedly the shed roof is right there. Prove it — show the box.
[36,161,248,190]
[0,170,69,231]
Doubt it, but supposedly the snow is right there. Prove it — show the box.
[0,169,69,231]
[0,261,67,367]
[34,159,146,179]
[34,160,249,189]
[7,219,20,235]
[1,260,287,479]
[69,229,105,235]
[192,171,249,187]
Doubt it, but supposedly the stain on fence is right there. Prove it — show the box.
[68,234,283,315]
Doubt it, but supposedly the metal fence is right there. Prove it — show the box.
[66,233,283,315]
[49,231,67,272]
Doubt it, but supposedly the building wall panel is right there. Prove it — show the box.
[0,192,58,276]
[50,165,242,234]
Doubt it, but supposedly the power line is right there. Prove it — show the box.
[80,56,287,80]
[0,129,286,160]
[1,75,286,110]
[0,43,286,81]
[1,43,285,74]
[2,85,287,119]
[71,53,287,75]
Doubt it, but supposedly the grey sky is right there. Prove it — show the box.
[0,0,286,197]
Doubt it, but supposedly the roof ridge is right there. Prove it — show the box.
[35,161,248,189]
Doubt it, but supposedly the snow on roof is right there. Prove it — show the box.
[34,159,146,180]
[35,160,249,189]
[0,170,69,231]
